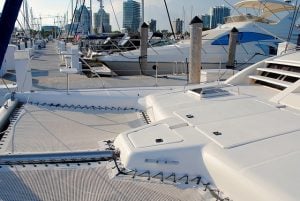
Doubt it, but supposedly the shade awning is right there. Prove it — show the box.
[235,0,296,17]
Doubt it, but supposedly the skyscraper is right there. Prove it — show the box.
[123,0,141,33]
[94,2,111,33]
[172,18,183,34]
[201,14,211,29]
[209,6,230,29]
[74,5,91,35]
[149,19,157,33]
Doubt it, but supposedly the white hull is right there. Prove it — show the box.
[101,60,261,76]
[98,8,300,76]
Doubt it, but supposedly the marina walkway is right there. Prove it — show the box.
[1,41,188,93]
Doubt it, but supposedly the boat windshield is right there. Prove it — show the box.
[225,14,275,24]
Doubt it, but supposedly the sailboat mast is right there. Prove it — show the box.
[141,0,144,23]
[163,0,176,39]
[90,0,93,34]
[24,0,30,37]
[0,0,24,70]
[71,0,74,23]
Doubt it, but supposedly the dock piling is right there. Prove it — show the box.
[226,27,239,69]
[140,22,149,75]
[189,16,203,84]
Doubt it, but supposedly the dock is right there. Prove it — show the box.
[1,41,187,91]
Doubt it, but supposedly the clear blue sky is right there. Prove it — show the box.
[0,0,239,31]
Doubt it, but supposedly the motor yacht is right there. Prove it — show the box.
[98,0,300,76]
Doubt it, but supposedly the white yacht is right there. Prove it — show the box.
[98,0,300,75]
[1,44,300,200]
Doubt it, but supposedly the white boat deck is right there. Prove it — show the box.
[0,103,144,154]
[114,82,300,201]
[0,44,216,201]
[1,41,300,200]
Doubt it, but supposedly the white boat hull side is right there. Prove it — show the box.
[101,60,266,76]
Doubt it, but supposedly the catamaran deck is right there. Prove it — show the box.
[0,42,212,201]
[0,101,209,201]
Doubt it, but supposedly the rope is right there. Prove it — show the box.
[1,78,12,93]
[114,165,231,200]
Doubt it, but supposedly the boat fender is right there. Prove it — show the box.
[0,98,18,132]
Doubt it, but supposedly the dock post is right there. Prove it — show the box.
[226,27,239,69]
[189,16,203,84]
[15,49,32,92]
[140,22,148,75]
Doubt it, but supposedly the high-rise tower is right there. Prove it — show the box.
[123,0,141,33]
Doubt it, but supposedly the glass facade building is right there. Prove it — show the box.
[201,14,211,29]
[74,5,91,35]
[172,18,183,34]
[209,6,230,29]
[94,9,111,33]
[149,19,157,33]
[123,0,141,33]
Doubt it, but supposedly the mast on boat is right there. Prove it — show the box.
[90,0,93,34]
[0,0,24,70]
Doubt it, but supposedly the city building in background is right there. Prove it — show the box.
[209,6,230,29]
[94,1,111,33]
[41,25,60,37]
[201,14,211,29]
[74,5,91,35]
[149,19,157,33]
[123,0,141,33]
[65,23,79,35]
[172,18,183,34]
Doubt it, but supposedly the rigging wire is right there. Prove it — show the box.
[163,0,176,39]
[18,10,32,35]
[67,0,80,38]
[285,0,300,51]
[16,18,27,36]
[74,0,87,36]
[110,0,120,31]
[0,78,12,93]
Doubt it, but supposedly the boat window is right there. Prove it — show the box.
[269,46,277,55]
[211,32,275,45]
[255,44,277,55]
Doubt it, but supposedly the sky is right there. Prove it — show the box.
[0,0,239,31]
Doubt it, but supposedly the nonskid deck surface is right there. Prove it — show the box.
[0,103,145,154]
[0,94,209,201]
[0,162,208,201]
